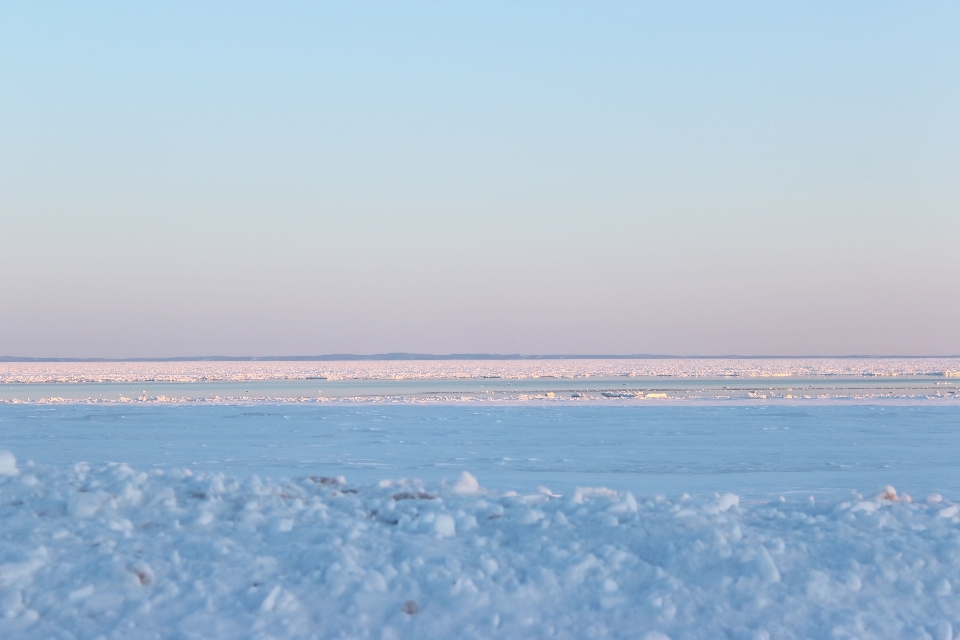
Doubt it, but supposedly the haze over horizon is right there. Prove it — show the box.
[3,2,959,359]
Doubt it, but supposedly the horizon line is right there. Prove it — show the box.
[2,353,960,363]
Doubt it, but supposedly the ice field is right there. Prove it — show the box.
[2,360,960,638]
[3,404,960,500]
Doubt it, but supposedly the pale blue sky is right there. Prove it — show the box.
[2,2,958,357]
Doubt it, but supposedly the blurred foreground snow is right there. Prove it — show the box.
[2,454,959,639]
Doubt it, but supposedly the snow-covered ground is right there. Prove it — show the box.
[3,364,960,638]
[1,455,959,639]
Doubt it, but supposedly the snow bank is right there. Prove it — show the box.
[1,458,959,639]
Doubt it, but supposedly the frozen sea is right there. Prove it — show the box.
[3,403,960,500]
[2,359,960,638]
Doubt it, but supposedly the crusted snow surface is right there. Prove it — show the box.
[1,457,960,639]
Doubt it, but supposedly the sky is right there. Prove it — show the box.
[2,2,959,358]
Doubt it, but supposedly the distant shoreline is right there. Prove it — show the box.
[3,354,959,362]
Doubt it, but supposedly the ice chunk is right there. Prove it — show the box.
[879,486,898,501]
[68,491,105,518]
[434,514,456,538]
[0,451,18,476]
[938,505,959,519]
[756,546,781,584]
[608,492,638,514]
[453,471,481,496]
[718,493,739,511]
[572,487,618,504]
[933,621,953,640]
[538,486,562,498]
[68,585,94,602]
